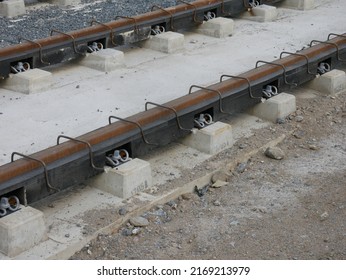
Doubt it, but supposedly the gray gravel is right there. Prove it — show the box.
[0,0,187,48]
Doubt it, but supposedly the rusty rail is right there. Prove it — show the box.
[0,32,345,205]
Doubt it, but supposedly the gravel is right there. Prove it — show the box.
[0,0,185,48]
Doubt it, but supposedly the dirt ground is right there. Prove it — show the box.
[71,86,346,260]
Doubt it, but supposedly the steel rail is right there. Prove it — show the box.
[0,32,345,205]
[0,0,283,78]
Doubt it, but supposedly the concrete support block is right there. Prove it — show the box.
[308,70,346,95]
[195,17,234,38]
[79,49,125,72]
[180,121,233,155]
[140,31,184,54]
[250,93,296,122]
[3,69,53,94]
[89,158,152,199]
[0,0,25,18]
[0,206,47,257]
[242,5,278,22]
[47,0,81,6]
[281,0,315,10]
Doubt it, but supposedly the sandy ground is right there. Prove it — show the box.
[71,86,346,260]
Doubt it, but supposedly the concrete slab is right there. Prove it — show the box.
[281,0,315,10]
[139,31,184,54]
[0,0,25,18]
[47,0,81,6]
[241,4,278,22]
[2,69,52,94]
[0,206,46,257]
[79,49,125,72]
[89,158,152,199]
[195,17,234,38]
[250,93,296,123]
[180,121,233,155]
[308,69,346,95]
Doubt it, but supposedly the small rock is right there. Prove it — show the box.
[195,185,209,197]
[237,162,247,173]
[295,115,304,122]
[211,180,228,188]
[118,208,127,215]
[293,130,306,139]
[213,200,221,206]
[265,147,285,160]
[320,211,329,221]
[211,170,230,183]
[181,193,193,200]
[230,220,239,226]
[276,117,286,124]
[76,85,80,89]
[167,200,178,209]
[309,144,319,150]
[131,228,141,235]
[129,216,149,227]
[239,143,247,149]
[87,249,92,255]
[65,234,70,238]
[122,228,133,236]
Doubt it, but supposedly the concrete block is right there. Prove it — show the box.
[3,69,52,94]
[140,31,184,54]
[242,4,278,22]
[195,17,234,38]
[250,93,296,122]
[79,49,125,72]
[180,121,233,155]
[0,206,47,257]
[281,0,315,10]
[89,158,152,199]
[0,0,25,18]
[308,70,346,95]
[47,0,81,6]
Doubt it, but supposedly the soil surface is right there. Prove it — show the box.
[71,86,346,260]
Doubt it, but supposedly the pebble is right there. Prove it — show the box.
[237,162,247,173]
[181,193,193,200]
[265,147,285,160]
[308,144,319,150]
[65,234,70,238]
[131,228,141,235]
[239,143,248,149]
[129,216,149,227]
[293,130,306,139]
[213,200,221,206]
[295,115,304,122]
[211,180,228,188]
[276,117,286,124]
[320,211,329,221]
[211,171,230,183]
[118,207,127,215]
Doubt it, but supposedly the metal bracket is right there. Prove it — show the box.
[108,116,158,146]
[310,39,346,62]
[219,74,260,99]
[145,102,191,131]
[50,29,85,55]
[189,85,228,114]
[91,19,117,46]
[280,51,315,76]
[57,135,104,172]
[177,0,203,23]
[255,60,298,87]
[151,5,175,30]
[327,33,346,41]
[18,37,50,65]
[115,16,139,34]
[11,152,59,192]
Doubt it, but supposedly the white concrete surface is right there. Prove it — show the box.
[79,49,125,72]
[89,159,152,199]
[180,122,233,155]
[139,31,184,53]
[0,206,46,257]
[308,69,346,94]
[250,93,296,122]
[2,69,52,94]
[195,17,234,38]
[0,0,25,18]
[241,4,278,22]
[281,0,315,10]
[0,0,345,166]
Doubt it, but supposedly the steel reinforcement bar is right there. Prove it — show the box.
[0,0,283,78]
[0,32,345,206]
